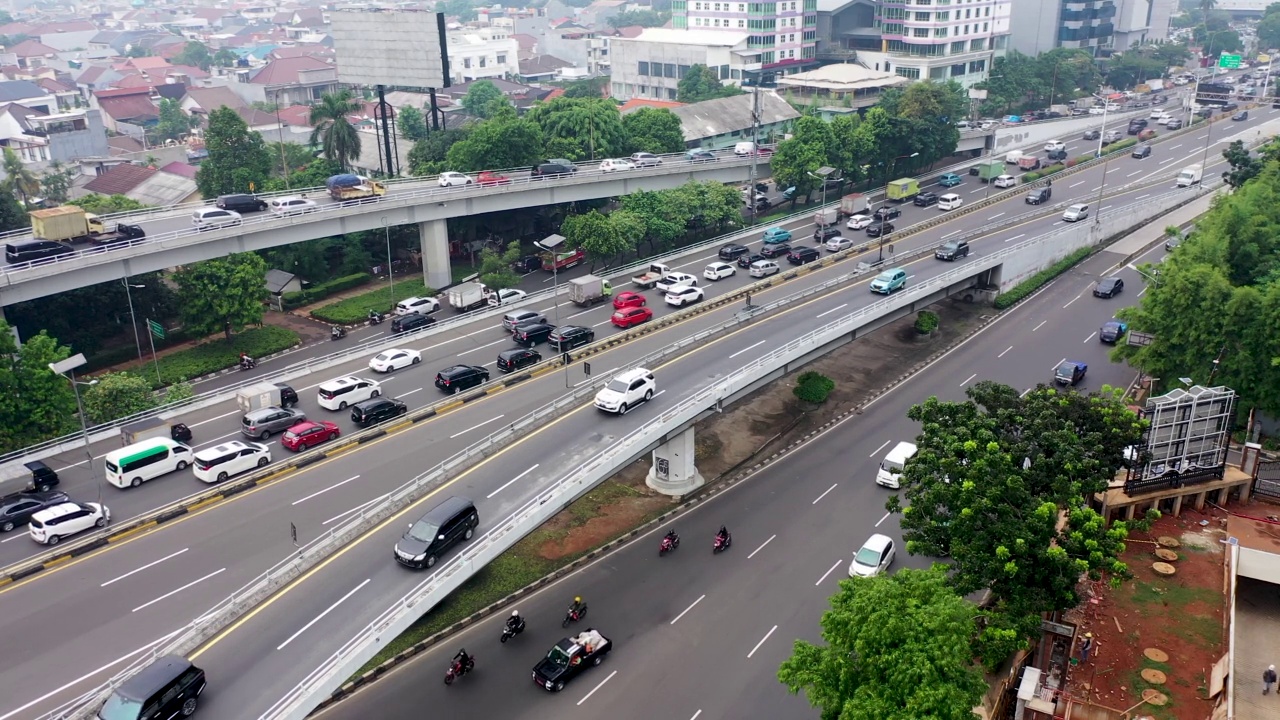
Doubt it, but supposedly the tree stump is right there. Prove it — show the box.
[1152,561,1176,576]
[1155,548,1179,562]
[1144,648,1169,663]
[1142,689,1169,706]
[1157,536,1180,548]
[1141,668,1167,685]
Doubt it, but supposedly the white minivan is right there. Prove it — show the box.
[104,437,194,489]
[875,441,918,488]
[193,440,271,483]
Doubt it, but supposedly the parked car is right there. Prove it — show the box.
[396,296,439,315]
[280,421,340,452]
[630,152,662,167]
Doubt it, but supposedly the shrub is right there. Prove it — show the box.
[993,247,1091,309]
[312,278,438,324]
[1064,158,1079,168]
[1023,171,1041,182]
[281,272,372,309]
[914,310,939,334]
[793,370,835,404]
[138,326,300,389]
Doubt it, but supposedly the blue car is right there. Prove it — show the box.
[1054,360,1087,385]
[762,227,792,244]
[938,173,963,188]
[1099,321,1128,344]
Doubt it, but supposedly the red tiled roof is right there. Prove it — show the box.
[96,93,159,123]
[0,22,34,36]
[127,56,172,71]
[9,39,60,57]
[544,87,565,100]
[614,25,646,38]
[249,55,332,85]
[159,161,197,179]
[83,163,157,195]
[36,77,71,93]
[275,104,310,127]
[30,20,96,34]
[94,86,152,99]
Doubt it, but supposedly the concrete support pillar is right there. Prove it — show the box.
[1239,479,1252,504]
[646,427,704,497]
[418,219,452,290]
[1124,504,1136,522]
[1194,490,1207,511]
[1171,494,1183,517]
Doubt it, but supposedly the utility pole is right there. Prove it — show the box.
[747,76,761,223]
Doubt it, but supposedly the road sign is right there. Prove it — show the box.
[147,319,165,340]
[1219,53,1242,69]
[1260,53,1272,64]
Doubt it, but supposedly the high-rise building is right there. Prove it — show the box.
[670,0,819,75]
[1008,0,1135,57]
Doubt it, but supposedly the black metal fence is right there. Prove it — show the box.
[1255,459,1280,500]
[1124,464,1225,495]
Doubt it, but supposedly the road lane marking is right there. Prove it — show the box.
[941,227,963,239]
[1052,220,1063,226]
[322,494,387,525]
[132,567,226,613]
[1138,287,1148,297]
[988,212,1005,220]
[729,340,767,359]
[1127,170,1143,177]
[592,319,614,327]
[875,511,891,528]
[487,464,540,499]
[1021,387,1033,397]
[1159,157,1176,164]
[400,387,423,398]
[960,373,977,386]
[189,409,241,428]
[1069,180,1085,188]
[998,346,1013,358]
[1089,187,1101,192]
[968,187,986,194]
[1170,144,1183,150]
[101,548,189,587]
[449,415,506,439]
[690,712,703,720]
[1003,233,1024,243]
[815,303,847,318]
[291,475,361,506]
[870,439,890,457]
[747,625,778,658]
[1136,194,1149,199]
[277,578,371,650]
[1084,331,1097,343]
[1063,294,1081,308]
[814,560,842,586]
[812,483,838,504]
[748,535,776,559]
[577,670,618,706]
[458,339,506,356]
[670,594,706,625]
[1033,321,1047,332]
[1053,358,1066,371]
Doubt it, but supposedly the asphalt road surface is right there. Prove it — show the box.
[312,237,1164,720]
[0,104,1255,719]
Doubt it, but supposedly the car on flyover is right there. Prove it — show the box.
[281,421,340,452]
[846,214,873,230]
[439,171,475,187]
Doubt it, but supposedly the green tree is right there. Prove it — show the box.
[445,113,545,171]
[679,180,741,231]
[212,48,238,68]
[81,372,156,425]
[1146,41,1191,68]
[619,188,692,255]
[1260,11,1280,48]
[607,9,670,27]
[462,80,508,119]
[562,210,625,267]
[398,105,429,142]
[778,566,986,720]
[1222,139,1263,187]
[172,253,268,342]
[408,128,470,175]
[310,90,363,171]
[2,147,39,208]
[676,64,743,103]
[0,188,26,232]
[68,194,147,214]
[153,98,194,143]
[608,210,646,263]
[195,107,273,198]
[562,77,608,99]
[267,142,319,177]
[622,107,686,154]
[39,161,76,204]
[477,243,522,290]
[526,97,627,160]
[1105,49,1168,89]
[171,41,212,71]
[770,116,834,203]
[0,323,75,453]
[435,0,477,21]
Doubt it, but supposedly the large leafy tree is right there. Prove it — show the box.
[679,180,741,231]
[397,105,429,142]
[408,128,469,175]
[172,253,268,341]
[476,243,522,290]
[171,41,212,71]
[619,188,692,255]
[445,106,544,171]
[622,107,685,154]
[562,77,608,99]
[778,566,986,720]
[880,81,965,168]
[153,98,194,143]
[563,210,625,268]
[607,9,669,27]
[310,90,363,171]
[1222,139,1263,187]
[526,97,627,161]
[0,322,76,453]
[0,183,27,232]
[676,64,742,103]
[461,80,508,119]
[195,107,273,198]
[81,372,156,425]
[770,116,834,203]
[39,161,76,204]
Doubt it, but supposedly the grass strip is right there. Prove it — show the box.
[312,279,438,324]
[113,326,300,389]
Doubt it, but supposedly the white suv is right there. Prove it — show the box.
[396,296,439,315]
[29,502,109,545]
[193,440,271,483]
[317,376,382,410]
[594,368,656,415]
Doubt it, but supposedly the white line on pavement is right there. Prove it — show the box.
[960,373,977,386]
[1033,320,1047,332]
[969,187,986,194]
[1127,170,1143,177]
[875,511,891,528]
[1063,294,1081,309]
[488,464,540,499]
[400,387,423,398]
[748,534,776,559]
[276,578,371,650]
[988,212,1005,220]
[998,346,1013,358]
[577,670,618,706]
[812,483,838,504]
[292,475,361,506]
[1084,331,1097,343]
[1138,287,1148,297]
[814,561,842,586]
[1170,144,1182,150]
[322,494,387,525]
[1003,233,1024,243]
[869,439,890,457]
[670,595,706,625]
[102,548,189,587]
[132,567,226,613]
[690,712,703,720]
[941,227,963,239]
[815,303,847,318]
[729,340,767,359]
[1136,194,1149,199]
[1159,157,1176,164]
[1069,180,1085,188]
[449,415,506,439]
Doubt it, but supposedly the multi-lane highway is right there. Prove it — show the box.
[311,224,1164,720]
[0,102,1259,719]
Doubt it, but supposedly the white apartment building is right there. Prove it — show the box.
[447,27,521,85]
[671,0,818,74]
[610,29,764,101]
[855,0,1011,88]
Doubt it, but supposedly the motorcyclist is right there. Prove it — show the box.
[505,610,524,633]
[368,308,381,323]
[331,325,343,338]
[239,352,254,369]
[452,648,471,673]
[664,529,679,545]
[569,596,585,618]
[716,526,730,542]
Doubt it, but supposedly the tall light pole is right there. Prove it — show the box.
[808,165,835,221]
[122,278,145,361]
[50,354,101,502]
[878,153,917,263]
[537,234,565,327]
[382,216,394,301]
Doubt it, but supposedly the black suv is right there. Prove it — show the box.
[513,322,555,347]
[914,191,939,207]
[216,193,268,213]
[1025,186,1052,205]
[814,226,841,242]
[435,365,490,393]
[1127,118,1148,135]
[0,490,69,533]
[275,382,299,408]
[1131,144,1151,159]
[395,496,478,569]
[718,243,750,261]
[759,243,790,258]
[787,246,820,265]
[737,252,766,269]
[351,396,407,427]
[497,347,542,372]
[865,221,894,237]
[934,239,970,261]
[1046,148,1067,162]
[392,313,435,334]
[549,326,595,352]
[532,159,576,177]
[97,655,206,720]
[873,206,901,221]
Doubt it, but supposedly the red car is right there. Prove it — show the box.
[478,171,511,186]
[281,420,341,452]
[612,306,653,328]
[612,291,647,310]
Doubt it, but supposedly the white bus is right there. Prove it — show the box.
[104,438,193,489]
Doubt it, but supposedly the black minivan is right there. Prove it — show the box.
[394,496,479,569]
[97,655,206,720]
[350,396,407,427]
[6,239,74,264]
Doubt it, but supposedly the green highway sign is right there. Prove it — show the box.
[1219,53,1242,69]
[147,319,165,340]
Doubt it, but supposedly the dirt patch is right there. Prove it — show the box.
[538,299,988,561]
[1065,510,1228,720]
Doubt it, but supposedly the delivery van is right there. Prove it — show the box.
[875,441,918,489]
[1176,165,1201,187]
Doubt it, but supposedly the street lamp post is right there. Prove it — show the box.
[382,217,394,302]
[808,165,835,225]
[122,278,145,361]
[879,153,918,263]
[537,234,565,327]
[49,354,101,502]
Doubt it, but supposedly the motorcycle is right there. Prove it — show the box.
[368,311,384,326]
[444,655,474,685]
[500,619,526,644]
[561,604,588,628]
[713,532,732,554]
[330,325,347,341]
[238,357,256,371]
[659,533,680,556]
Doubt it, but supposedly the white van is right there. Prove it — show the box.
[1004,150,1024,164]
[1176,165,1202,187]
[104,438,194,489]
[875,441,918,489]
[193,440,271,483]
[734,141,758,156]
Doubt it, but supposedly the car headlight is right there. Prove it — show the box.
[413,553,426,561]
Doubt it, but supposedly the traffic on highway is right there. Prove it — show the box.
[0,99,1265,720]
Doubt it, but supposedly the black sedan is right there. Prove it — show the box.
[1233,110,1249,121]
[914,191,939,207]
[1131,144,1151,159]
[759,243,791,258]
[873,206,901,221]
[0,490,70,533]
[719,243,750,261]
[1093,277,1124,298]
[737,252,766,268]
[865,221,894,238]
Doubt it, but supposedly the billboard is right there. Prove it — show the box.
[1124,385,1235,494]
[331,10,447,89]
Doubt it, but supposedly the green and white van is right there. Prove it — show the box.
[104,437,194,489]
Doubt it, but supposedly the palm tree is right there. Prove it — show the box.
[1199,0,1216,13]
[2,148,40,208]
[309,90,362,171]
